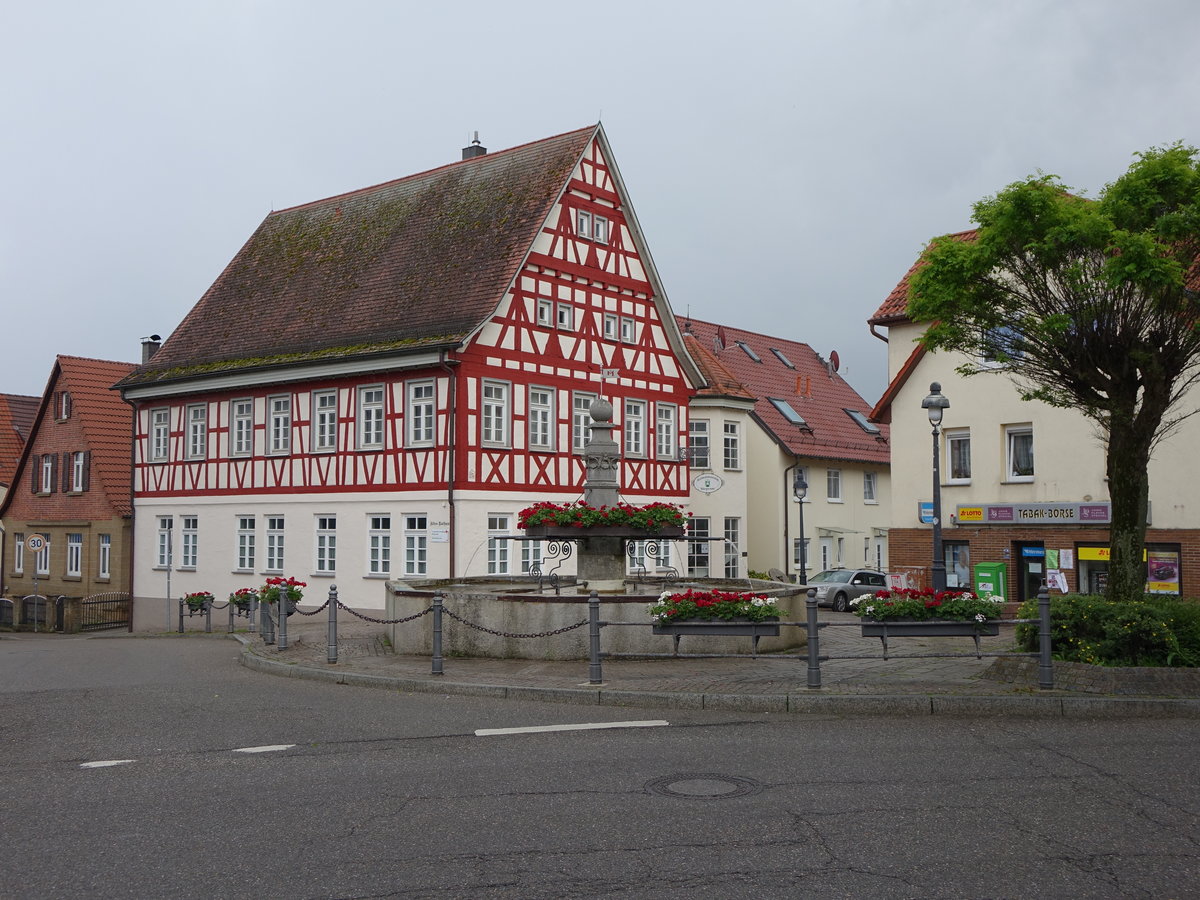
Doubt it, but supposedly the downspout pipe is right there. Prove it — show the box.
[783,461,797,582]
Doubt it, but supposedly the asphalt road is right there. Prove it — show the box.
[2,634,1198,899]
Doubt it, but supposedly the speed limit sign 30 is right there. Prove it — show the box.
[26,533,47,553]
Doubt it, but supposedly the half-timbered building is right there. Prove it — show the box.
[117,126,703,626]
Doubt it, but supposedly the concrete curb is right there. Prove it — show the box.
[233,636,1200,718]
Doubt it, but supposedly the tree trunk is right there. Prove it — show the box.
[1105,422,1152,604]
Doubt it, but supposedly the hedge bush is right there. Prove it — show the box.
[1015,593,1200,667]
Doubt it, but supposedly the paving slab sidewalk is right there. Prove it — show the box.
[233,609,1200,718]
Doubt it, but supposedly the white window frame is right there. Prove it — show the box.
[723,517,740,579]
[40,455,53,493]
[181,516,198,569]
[521,539,543,575]
[156,517,172,569]
[604,313,618,341]
[793,537,810,576]
[408,381,435,446]
[14,533,25,575]
[723,421,740,470]
[368,514,391,577]
[576,209,592,240]
[481,380,510,447]
[592,214,609,244]
[405,514,428,577]
[150,408,170,462]
[687,517,710,578]
[59,391,72,420]
[230,399,254,456]
[528,386,555,451]
[827,468,843,502]
[1006,425,1034,482]
[537,298,554,327]
[358,385,385,450]
[572,392,598,452]
[36,536,51,576]
[269,396,291,455]
[863,471,878,503]
[236,516,256,571]
[624,399,646,457]
[315,515,336,574]
[487,514,511,575]
[556,302,574,331]
[620,317,635,343]
[98,534,111,579]
[66,533,82,577]
[266,516,285,573]
[656,403,677,460]
[312,390,338,453]
[688,420,710,468]
[946,427,971,484]
[71,451,86,492]
[186,404,207,460]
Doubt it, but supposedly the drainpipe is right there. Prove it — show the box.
[783,462,797,581]
[439,353,460,579]
[120,393,139,631]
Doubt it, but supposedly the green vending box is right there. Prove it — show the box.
[973,562,1007,601]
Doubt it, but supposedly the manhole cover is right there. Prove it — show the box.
[644,773,764,799]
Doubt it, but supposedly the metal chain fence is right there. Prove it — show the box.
[440,606,588,639]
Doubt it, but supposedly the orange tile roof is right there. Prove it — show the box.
[868,229,977,325]
[677,316,888,465]
[120,126,599,388]
[0,394,38,488]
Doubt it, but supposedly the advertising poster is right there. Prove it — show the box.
[1147,549,1180,594]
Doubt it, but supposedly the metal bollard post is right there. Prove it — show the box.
[178,599,184,634]
[327,585,338,664]
[1037,581,1054,690]
[261,599,274,644]
[431,594,444,675]
[205,600,212,634]
[588,590,603,685]
[228,601,235,634]
[806,588,822,689]
[249,597,257,633]
[277,599,288,650]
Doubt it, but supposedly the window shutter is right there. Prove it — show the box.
[82,451,91,491]
[53,392,62,418]
[62,452,72,492]
[31,455,40,492]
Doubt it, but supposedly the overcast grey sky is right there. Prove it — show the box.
[4,0,1198,403]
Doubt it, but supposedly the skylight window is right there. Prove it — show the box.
[770,348,795,369]
[735,341,761,362]
[845,408,881,434]
[769,397,808,428]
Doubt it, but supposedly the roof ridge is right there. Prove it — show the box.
[272,125,598,216]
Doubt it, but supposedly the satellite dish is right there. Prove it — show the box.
[829,350,840,373]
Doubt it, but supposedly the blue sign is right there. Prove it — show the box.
[1021,545,1046,558]
[918,502,934,525]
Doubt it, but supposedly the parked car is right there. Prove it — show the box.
[805,569,888,612]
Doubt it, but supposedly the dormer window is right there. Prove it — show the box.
[844,408,881,435]
[735,341,762,362]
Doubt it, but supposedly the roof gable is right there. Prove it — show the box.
[0,394,38,488]
[678,317,889,465]
[121,126,598,388]
[869,230,978,326]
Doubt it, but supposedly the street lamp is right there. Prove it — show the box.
[793,471,808,583]
[922,382,950,592]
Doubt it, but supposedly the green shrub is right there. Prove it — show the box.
[1015,593,1200,667]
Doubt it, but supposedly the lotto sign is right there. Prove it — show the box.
[26,533,47,553]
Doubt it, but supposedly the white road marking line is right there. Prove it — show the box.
[231,744,296,754]
[80,760,135,769]
[475,720,669,737]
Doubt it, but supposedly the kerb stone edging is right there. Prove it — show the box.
[233,636,1200,718]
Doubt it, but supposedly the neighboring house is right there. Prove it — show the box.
[0,393,38,608]
[0,357,136,601]
[870,234,1200,601]
[116,126,704,627]
[680,317,891,581]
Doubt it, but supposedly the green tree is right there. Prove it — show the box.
[909,144,1200,604]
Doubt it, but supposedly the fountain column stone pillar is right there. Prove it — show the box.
[578,399,626,591]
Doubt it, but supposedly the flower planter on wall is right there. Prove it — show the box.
[524,525,686,539]
[653,617,780,655]
[860,619,1000,659]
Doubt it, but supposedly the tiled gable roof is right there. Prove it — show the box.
[681,332,755,401]
[1,357,136,518]
[868,230,977,325]
[677,317,889,465]
[0,394,38,488]
[120,126,598,387]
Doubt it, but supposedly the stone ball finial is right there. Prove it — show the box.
[589,398,614,423]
